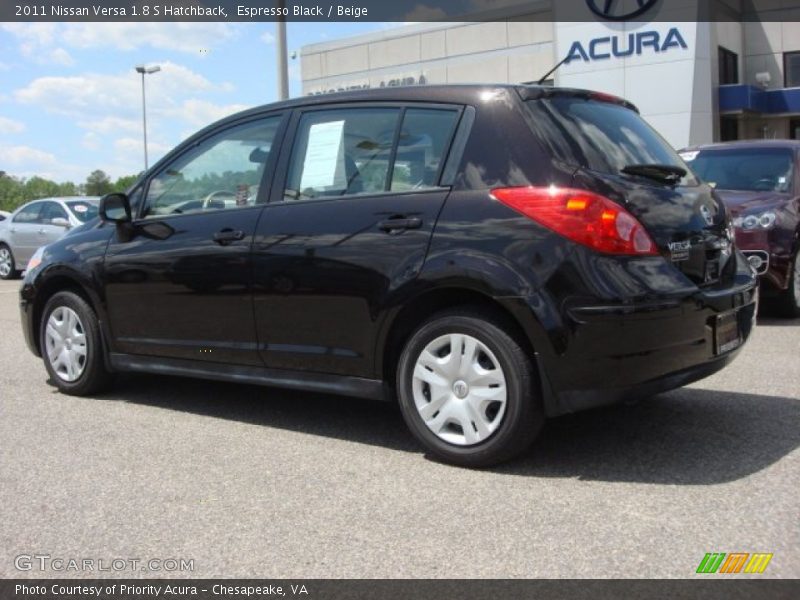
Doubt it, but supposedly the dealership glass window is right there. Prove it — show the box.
[285,108,400,200]
[718,47,739,85]
[785,52,800,87]
[720,116,739,142]
[791,119,800,140]
[390,109,459,191]
[143,116,282,218]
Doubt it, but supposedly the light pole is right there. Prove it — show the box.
[135,64,161,170]
[275,0,289,100]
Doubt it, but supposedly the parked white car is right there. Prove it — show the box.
[0,197,99,279]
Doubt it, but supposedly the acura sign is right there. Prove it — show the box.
[586,0,659,21]
[565,27,688,64]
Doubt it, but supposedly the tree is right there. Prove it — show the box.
[21,177,62,203]
[85,170,113,196]
[113,174,139,191]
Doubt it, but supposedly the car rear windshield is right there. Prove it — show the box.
[66,201,98,223]
[679,147,794,193]
[525,96,696,185]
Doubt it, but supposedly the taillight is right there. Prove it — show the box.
[491,186,658,256]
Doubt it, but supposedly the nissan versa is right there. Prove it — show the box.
[19,85,758,466]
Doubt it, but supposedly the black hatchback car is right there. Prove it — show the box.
[20,85,757,466]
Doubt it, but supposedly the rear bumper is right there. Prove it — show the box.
[520,271,758,417]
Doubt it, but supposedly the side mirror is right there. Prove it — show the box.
[99,193,132,223]
[51,217,71,228]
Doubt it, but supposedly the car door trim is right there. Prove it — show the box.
[109,353,389,401]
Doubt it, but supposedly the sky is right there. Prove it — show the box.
[0,21,387,183]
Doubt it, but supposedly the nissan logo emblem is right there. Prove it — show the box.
[586,0,659,21]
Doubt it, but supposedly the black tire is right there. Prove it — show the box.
[774,250,800,318]
[40,291,113,396]
[0,244,20,280]
[396,308,544,468]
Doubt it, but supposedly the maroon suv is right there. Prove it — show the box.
[680,140,800,317]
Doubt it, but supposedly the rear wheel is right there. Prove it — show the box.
[396,309,544,467]
[0,244,19,280]
[775,250,800,318]
[40,291,113,395]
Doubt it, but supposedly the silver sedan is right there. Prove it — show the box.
[0,197,99,280]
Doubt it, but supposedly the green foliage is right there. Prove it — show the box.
[85,169,113,196]
[0,170,138,212]
[114,174,139,191]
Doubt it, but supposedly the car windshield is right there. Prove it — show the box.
[525,96,697,185]
[680,148,794,193]
[66,201,99,223]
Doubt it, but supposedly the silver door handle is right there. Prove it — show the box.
[38,229,46,234]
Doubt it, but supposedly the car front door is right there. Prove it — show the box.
[253,104,462,378]
[38,201,71,246]
[102,113,286,366]
[8,202,44,265]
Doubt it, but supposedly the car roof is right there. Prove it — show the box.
[161,83,637,167]
[682,140,800,152]
[201,83,636,131]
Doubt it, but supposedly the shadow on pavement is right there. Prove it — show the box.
[499,388,800,484]
[757,316,800,327]
[86,374,800,485]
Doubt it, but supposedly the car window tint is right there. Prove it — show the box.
[284,108,400,201]
[143,116,282,218]
[526,97,697,185]
[13,203,43,224]
[39,202,68,224]
[390,109,458,192]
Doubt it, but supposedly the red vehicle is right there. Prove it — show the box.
[680,140,800,317]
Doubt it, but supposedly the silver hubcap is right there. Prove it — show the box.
[45,306,87,382]
[0,248,11,277]
[412,333,507,446]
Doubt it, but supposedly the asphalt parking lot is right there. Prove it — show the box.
[0,277,798,579]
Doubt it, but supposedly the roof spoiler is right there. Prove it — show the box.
[516,86,639,113]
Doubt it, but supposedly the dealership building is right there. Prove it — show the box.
[299,1,800,149]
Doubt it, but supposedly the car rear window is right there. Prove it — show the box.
[679,148,794,193]
[525,96,696,185]
[66,201,99,223]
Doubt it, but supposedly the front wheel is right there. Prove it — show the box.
[396,309,544,467]
[40,291,113,395]
[775,250,800,318]
[0,244,19,280]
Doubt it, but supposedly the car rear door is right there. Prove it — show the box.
[102,112,287,366]
[253,103,462,378]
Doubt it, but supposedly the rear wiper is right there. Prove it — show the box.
[621,164,687,185]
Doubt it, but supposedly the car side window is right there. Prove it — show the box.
[39,202,68,224]
[391,109,459,191]
[284,108,401,201]
[13,203,42,224]
[142,115,282,218]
